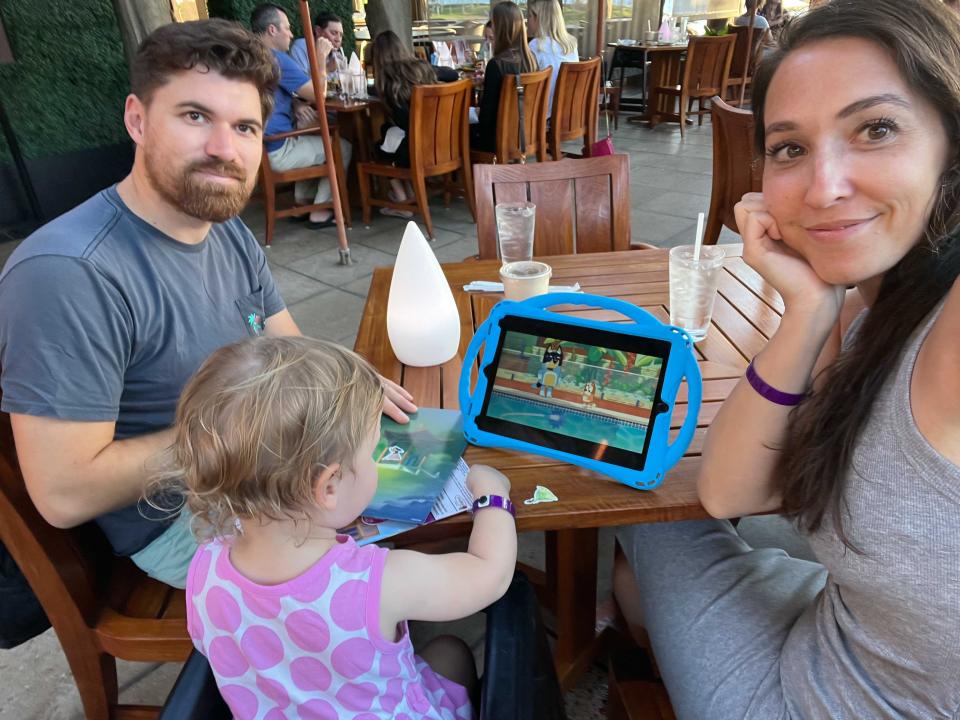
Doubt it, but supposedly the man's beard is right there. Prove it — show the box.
[146,150,254,223]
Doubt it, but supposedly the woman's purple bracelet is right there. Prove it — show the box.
[745,361,808,406]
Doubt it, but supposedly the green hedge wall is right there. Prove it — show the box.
[0,0,129,162]
[0,0,355,164]
[208,0,356,54]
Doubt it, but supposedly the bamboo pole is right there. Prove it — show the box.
[298,0,351,261]
[595,0,606,60]
[739,5,756,107]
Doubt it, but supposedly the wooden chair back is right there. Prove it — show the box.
[728,25,767,84]
[681,35,737,99]
[0,392,191,719]
[474,154,631,258]
[704,96,763,245]
[548,57,601,159]
[409,78,473,176]
[492,66,552,164]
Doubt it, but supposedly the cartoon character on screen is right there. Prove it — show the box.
[535,342,564,397]
[581,380,598,408]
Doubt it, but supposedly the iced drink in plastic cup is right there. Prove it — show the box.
[500,261,551,301]
[669,245,725,342]
[495,202,535,265]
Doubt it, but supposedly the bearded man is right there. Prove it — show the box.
[0,19,414,590]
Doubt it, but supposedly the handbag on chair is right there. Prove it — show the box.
[591,63,616,156]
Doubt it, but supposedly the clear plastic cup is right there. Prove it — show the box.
[500,261,551,301]
[495,202,536,265]
[668,245,725,342]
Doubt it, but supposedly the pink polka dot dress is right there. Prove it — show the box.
[186,535,474,720]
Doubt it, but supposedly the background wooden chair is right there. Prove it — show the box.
[0,402,191,720]
[474,154,634,258]
[471,66,552,165]
[704,96,762,245]
[648,35,737,138]
[725,26,769,107]
[548,57,601,159]
[259,126,351,247]
[358,78,476,242]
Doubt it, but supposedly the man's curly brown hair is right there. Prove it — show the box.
[131,18,279,123]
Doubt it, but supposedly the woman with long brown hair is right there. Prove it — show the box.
[471,1,538,153]
[371,31,447,216]
[615,0,960,716]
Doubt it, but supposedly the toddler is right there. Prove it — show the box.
[167,337,517,719]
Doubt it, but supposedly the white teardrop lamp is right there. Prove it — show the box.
[386,222,461,366]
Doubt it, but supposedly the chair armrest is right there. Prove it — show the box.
[263,125,339,144]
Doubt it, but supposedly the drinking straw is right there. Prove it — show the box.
[693,212,705,263]
[647,19,652,33]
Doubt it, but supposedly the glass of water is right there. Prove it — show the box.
[669,245,725,342]
[495,202,536,266]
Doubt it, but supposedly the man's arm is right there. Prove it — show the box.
[10,414,173,528]
[291,37,333,102]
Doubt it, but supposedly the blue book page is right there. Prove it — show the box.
[342,459,471,546]
[362,408,468,523]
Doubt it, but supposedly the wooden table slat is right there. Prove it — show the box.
[725,257,785,313]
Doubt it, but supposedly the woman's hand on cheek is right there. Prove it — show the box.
[735,192,845,319]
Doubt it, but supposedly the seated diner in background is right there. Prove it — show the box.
[526,0,579,116]
[371,30,449,217]
[614,0,960,717]
[290,9,345,76]
[471,1,539,154]
[0,18,414,592]
[251,3,351,229]
[760,0,789,34]
[733,0,770,29]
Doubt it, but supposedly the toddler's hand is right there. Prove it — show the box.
[467,464,511,499]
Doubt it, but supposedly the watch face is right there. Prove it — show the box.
[476,495,489,507]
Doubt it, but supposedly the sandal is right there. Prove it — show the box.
[380,207,414,219]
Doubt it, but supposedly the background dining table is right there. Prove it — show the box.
[606,41,688,119]
[353,245,783,690]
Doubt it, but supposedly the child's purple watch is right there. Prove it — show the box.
[471,494,516,517]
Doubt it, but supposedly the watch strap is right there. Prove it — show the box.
[471,494,516,517]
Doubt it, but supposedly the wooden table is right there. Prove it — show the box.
[354,246,783,690]
[326,96,383,164]
[606,42,688,119]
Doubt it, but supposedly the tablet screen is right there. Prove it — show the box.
[475,315,672,470]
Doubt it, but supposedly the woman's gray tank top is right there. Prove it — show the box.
[781,303,960,718]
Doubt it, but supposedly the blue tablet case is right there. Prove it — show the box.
[459,293,702,490]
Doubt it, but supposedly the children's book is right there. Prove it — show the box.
[361,408,468,524]
[341,458,472,547]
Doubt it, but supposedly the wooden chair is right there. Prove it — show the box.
[259,125,351,247]
[648,34,737,138]
[471,66,552,165]
[474,154,633,258]
[358,78,476,242]
[547,57,601,159]
[725,25,769,107]
[704,96,762,245]
[0,402,192,720]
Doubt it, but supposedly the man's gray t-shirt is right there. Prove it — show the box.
[0,185,285,556]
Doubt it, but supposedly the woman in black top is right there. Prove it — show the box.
[471,1,538,154]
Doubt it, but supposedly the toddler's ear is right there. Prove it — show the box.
[313,463,342,511]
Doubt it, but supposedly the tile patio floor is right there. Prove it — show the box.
[0,116,741,720]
